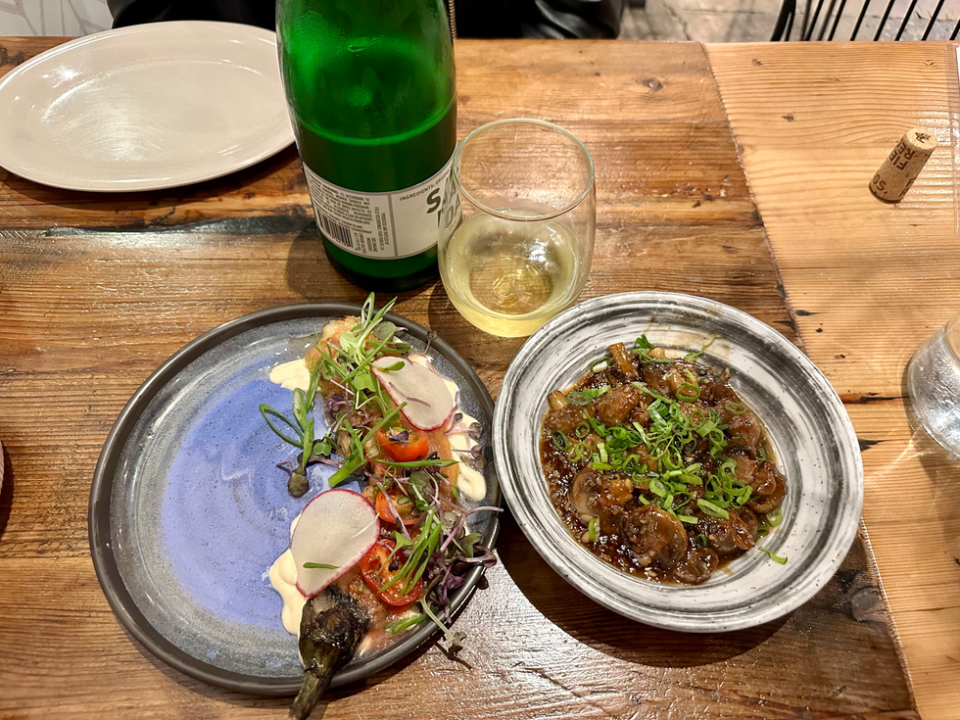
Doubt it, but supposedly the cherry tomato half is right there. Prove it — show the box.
[375,489,419,526]
[360,539,423,606]
[376,429,429,462]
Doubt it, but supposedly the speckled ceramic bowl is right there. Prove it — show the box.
[493,292,862,632]
[89,304,500,694]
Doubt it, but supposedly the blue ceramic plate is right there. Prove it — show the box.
[89,304,500,695]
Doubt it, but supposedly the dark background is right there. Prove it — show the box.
[107,0,626,39]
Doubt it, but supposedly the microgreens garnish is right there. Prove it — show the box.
[378,458,459,469]
[259,293,500,653]
[259,357,327,497]
[385,614,426,634]
[260,294,413,497]
[327,409,403,486]
[387,427,410,442]
[551,335,787,566]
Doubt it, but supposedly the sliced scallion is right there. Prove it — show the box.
[590,358,609,373]
[684,335,718,361]
[724,401,748,416]
[567,385,610,406]
[766,507,783,527]
[697,414,718,437]
[676,382,701,402]
[697,498,729,520]
[758,546,788,564]
[632,382,673,404]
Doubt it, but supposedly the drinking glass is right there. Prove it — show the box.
[907,312,960,457]
[439,119,595,337]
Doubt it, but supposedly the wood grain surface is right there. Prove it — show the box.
[0,37,915,719]
[708,41,960,720]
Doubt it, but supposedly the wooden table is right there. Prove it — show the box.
[0,36,955,720]
[708,42,960,720]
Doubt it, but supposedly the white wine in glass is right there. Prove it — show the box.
[440,209,584,337]
[442,119,595,337]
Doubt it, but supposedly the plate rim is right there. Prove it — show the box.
[492,290,864,633]
[0,20,295,193]
[88,302,501,695]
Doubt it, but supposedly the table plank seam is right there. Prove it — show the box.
[706,43,919,712]
[857,521,920,711]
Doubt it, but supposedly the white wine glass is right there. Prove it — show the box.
[440,119,595,337]
[907,312,960,457]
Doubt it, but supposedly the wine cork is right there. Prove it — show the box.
[870,127,937,202]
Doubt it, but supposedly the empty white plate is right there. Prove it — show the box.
[0,21,295,192]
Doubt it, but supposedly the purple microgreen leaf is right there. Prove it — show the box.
[387,428,410,443]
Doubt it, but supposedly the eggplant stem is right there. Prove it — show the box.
[289,667,331,720]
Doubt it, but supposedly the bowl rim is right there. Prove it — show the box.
[492,291,863,632]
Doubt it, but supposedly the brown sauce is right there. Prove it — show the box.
[539,339,787,585]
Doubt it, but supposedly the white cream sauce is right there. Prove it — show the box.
[269,515,306,635]
[268,357,311,392]
[446,413,487,502]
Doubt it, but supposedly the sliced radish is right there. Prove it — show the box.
[372,357,455,431]
[290,489,379,597]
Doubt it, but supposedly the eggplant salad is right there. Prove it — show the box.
[540,336,788,586]
[260,295,497,719]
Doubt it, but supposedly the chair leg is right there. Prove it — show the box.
[851,0,871,40]
[807,0,829,40]
[827,0,848,39]
[771,0,797,40]
[894,0,919,40]
[873,0,896,40]
[921,0,945,40]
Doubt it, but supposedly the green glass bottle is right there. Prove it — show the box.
[277,0,460,292]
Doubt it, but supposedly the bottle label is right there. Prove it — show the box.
[302,156,461,259]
